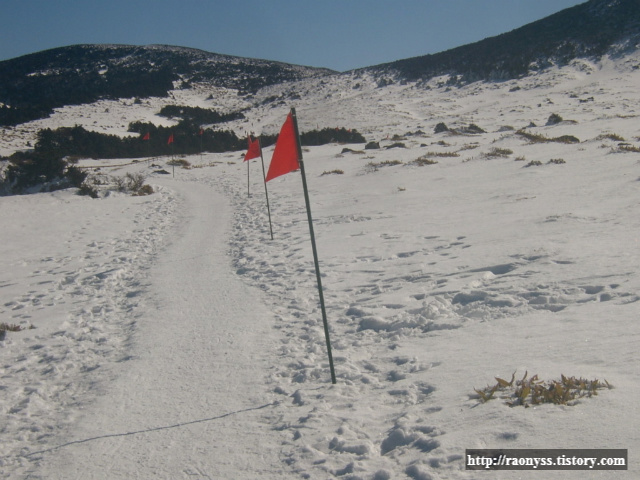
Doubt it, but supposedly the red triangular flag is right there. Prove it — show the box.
[142,132,150,140]
[167,134,174,145]
[244,136,261,162]
[265,113,300,182]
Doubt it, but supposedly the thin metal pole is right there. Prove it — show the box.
[247,160,250,197]
[258,138,274,240]
[291,108,336,384]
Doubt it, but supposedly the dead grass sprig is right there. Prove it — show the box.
[484,147,513,159]
[597,133,625,142]
[422,151,459,158]
[516,130,580,144]
[458,143,480,152]
[167,158,191,168]
[616,145,640,153]
[365,160,403,173]
[524,160,543,167]
[0,323,25,332]
[412,157,438,166]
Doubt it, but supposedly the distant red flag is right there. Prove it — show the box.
[265,113,300,182]
[142,132,150,140]
[199,128,204,136]
[167,134,174,145]
[244,136,261,162]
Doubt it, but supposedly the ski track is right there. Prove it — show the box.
[17,176,296,479]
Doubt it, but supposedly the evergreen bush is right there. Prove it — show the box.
[434,122,449,134]
[546,113,564,125]
[5,151,66,192]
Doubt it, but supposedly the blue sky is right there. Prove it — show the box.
[2,0,586,72]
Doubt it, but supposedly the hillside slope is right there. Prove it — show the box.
[364,0,640,83]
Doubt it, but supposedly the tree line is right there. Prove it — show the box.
[1,118,366,194]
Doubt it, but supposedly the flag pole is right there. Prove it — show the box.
[290,108,336,384]
[247,157,251,197]
[170,134,174,177]
[199,128,204,161]
[257,137,274,240]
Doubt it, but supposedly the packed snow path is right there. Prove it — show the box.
[30,178,294,479]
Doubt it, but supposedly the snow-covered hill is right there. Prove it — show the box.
[0,43,334,128]
[1,49,639,479]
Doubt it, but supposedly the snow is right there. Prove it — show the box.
[1,52,640,479]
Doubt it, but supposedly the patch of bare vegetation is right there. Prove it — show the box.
[474,371,612,407]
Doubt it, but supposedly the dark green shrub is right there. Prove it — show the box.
[299,127,365,146]
[525,160,543,167]
[546,113,563,125]
[77,183,99,198]
[554,135,580,144]
[135,184,154,196]
[158,105,244,124]
[461,124,486,134]
[5,151,66,192]
[434,122,449,133]
[65,165,88,187]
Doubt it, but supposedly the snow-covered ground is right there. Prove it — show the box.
[1,52,639,479]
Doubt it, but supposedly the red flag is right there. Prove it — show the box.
[265,113,300,182]
[142,132,150,140]
[199,128,204,136]
[244,136,261,162]
[167,134,174,145]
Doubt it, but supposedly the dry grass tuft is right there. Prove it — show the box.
[474,371,612,407]
[412,156,439,166]
[484,147,513,159]
[422,151,459,158]
[0,323,25,332]
[524,160,543,167]
[365,160,403,173]
[167,158,191,168]
[597,133,626,142]
[616,145,640,153]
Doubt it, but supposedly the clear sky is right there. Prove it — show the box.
[2,0,586,72]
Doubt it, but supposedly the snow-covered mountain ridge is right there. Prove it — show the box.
[2,48,639,158]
